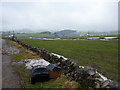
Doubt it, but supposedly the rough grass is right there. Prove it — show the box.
[18,39,119,82]
[6,39,80,88]
[6,39,39,61]
[13,65,80,88]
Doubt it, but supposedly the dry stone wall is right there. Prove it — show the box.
[11,38,119,89]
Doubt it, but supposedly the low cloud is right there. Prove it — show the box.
[1,1,118,32]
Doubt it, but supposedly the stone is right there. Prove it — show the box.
[83,66,96,76]
[100,80,111,88]
[108,81,120,88]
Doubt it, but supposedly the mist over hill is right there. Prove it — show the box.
[55,30,77,34]
[1,29,118,36]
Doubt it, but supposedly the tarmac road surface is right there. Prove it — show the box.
[0,39,2,89]
[2,39,21,88]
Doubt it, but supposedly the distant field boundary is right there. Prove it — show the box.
[9,38,119,88]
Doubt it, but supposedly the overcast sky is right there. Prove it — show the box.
[0,0,119,32]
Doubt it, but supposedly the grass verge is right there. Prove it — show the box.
[13,65,80,88]
[6,39,39,61]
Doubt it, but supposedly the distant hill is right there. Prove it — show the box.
[55,30,76,34]
[40,31,51,34]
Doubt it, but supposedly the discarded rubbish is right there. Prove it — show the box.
[24,58,61,84]
[25,58,50,70]
[46,64,61,79]
[30,65,49,84]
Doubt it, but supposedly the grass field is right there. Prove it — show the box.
[18,39,119,82]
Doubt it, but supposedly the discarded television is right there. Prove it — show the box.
[46,64,61,79]
[30,65,49,84]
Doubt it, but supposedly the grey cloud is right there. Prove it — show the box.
[1,1,118,32]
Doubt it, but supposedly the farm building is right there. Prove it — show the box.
[104,37,118,40]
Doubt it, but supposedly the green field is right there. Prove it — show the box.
[18,39,119,81]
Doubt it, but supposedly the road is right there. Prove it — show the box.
[2,39,21,88]
[0,39,2,89]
